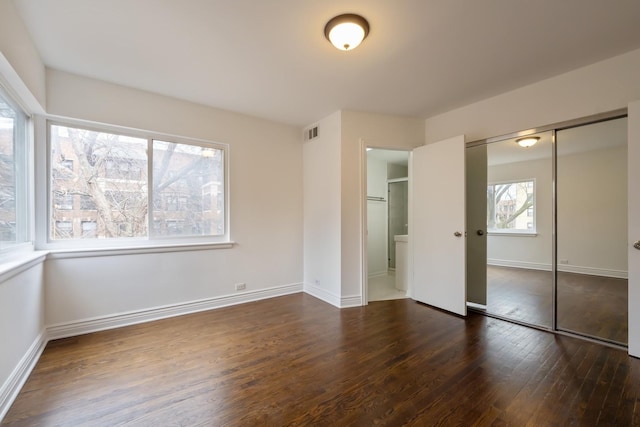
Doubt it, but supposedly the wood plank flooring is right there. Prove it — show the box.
[3,293,640,426]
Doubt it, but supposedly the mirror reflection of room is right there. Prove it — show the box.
[484,131,553,328]
[556,117,628,345]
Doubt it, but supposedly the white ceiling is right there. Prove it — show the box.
[12,0,640,127]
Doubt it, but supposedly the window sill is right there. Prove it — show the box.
[46,241,236,260]
[0,250,49,284]
[487,231,538,237]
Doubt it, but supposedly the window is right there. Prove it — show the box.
[152,141,224,238]
[49,123,226,245]
[0,86,29,249]
[487,180,535,232]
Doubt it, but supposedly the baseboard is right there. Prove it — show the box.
[47,282,303,340]
[0,332,47,422]
[340,295,363,308]
[488,259,550,271]
[467,302,487,310]
[488,259,628,279]
[303,283,341,308]
[368,271,388,279]
[557,265,628,279]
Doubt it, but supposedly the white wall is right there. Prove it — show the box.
[0,262,45,420]
[425,48,640,143]
[303,111,342,305]
[340,111,425,302]
[387,163,408,180]
[557,145,627,276]
[0,5,47,418]
[487,157,553,269]
[367,157,388,198]
[366,156,388,276]
[0,0,46,108]
[486,145,627,276]
[43,70,303,327]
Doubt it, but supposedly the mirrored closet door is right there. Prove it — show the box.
[481,131,553,328]
[556,117,628,345]
[466,113,628,346]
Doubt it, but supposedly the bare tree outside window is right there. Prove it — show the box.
[487,180,534,231]
[152,140,224,237]
[49,124,226,242]
[50,125,148,240]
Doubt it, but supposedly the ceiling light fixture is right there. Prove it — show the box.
[324,14,370,51]
[516,136,539,148]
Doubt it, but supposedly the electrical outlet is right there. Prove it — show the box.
[235,283,246,291]
[314,279,320,286]
[559,259,569,265]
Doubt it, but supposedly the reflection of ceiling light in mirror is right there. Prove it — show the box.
[516,137,539,148]
[366,147,373,151]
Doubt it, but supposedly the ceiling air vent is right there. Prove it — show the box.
[303,125,319,141]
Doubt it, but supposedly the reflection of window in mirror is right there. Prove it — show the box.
[487,179,535,233]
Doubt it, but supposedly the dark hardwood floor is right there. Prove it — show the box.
[3,293,639,426]
[487,265,553,328]
[487,265,628,344]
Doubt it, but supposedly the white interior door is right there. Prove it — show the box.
[411,135,466,316]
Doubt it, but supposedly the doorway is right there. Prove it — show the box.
[366,148,410,302]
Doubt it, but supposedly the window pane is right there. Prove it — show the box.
[50,125,148,240]
[487,180,534,231]
[0,115,16,243]
[152,140,224,237]
[0,89,27,248]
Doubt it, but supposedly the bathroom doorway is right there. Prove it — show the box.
[366,148,410,302]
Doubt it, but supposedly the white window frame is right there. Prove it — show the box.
[0,83,33,256]
[35,118,231,254]
[487,178,537,236]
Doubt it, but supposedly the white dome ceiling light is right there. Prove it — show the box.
[324,14,370,51]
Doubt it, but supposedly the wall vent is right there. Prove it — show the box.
[303,125,319,141]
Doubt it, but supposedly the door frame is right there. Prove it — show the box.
[360,143,412,306]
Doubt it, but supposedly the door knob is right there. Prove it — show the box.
[634,240,640,250]
[477,230,485,236]
[454,231,462,237]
